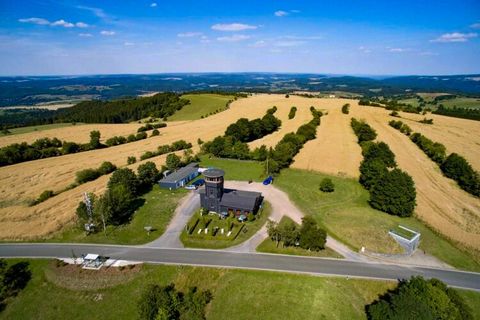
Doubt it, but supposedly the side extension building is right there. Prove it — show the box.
[199,168,263,216]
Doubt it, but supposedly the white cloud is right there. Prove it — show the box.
[150,2,157,7]
[100,30,115,36]
[419,51,438,56]
[274,40,305,47]
[388,47,410,53]
[358,46,371,54]
[274,10,300,17]
[78,33,93,37]
[124,42,134,46]
[431,32,477,43]
[211,23,257,31]
[75,22,89,28]
[250,40,266,47]
[51,19,75,28]
[77,6,106,18]
[18,17,50,25]
[275,10,289,17]
[19,17,89,28]
[217,34,250,42]
[177,32,203,38]
[470,22,480,29]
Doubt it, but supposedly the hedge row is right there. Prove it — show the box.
[75,161,117,185]
[352,118,416,217]
[140,140,193,161]
[388,120,412,135]
[390,121,480,197]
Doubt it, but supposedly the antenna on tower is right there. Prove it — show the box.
[83,192,95,234]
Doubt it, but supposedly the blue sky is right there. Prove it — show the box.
[0,0,479,75]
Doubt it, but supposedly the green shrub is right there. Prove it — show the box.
[151,129,160,137]
[34,190,55,205]
[319,178,335,192]
[98,161,117,175]
[341,103,350,114]
[127,156,137,165]
[76,168,101,184]
[288,106,297,119]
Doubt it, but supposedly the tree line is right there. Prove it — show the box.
[0,123,165,167]
[352,118,417,217]
[366,276,473,320]
[433,105,480,121]
[56,93,188,123]
[201,108,282,160]
[267,216,327,251]
[391,120,480,197]
[224,106,281,142]
[388,120,412,135]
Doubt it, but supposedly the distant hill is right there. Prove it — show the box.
[0,73,479,107]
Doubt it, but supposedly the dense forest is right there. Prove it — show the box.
[0,93,188,128]
[56,93,188,123]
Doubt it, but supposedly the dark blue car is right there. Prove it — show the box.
[192,179,205,187]
[263,176,273,185]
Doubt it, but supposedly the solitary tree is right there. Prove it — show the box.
[89,130,101,149]
[166,153,181,171]
[299,216,326,251]
[319,178,335,192]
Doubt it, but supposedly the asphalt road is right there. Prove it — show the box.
[1,243,479,291]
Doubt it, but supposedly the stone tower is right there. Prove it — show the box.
[203,168,225,212]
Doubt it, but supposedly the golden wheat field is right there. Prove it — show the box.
[0,94,479,252]
[0,123,144,148]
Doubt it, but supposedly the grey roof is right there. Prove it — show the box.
[159,164,198,184]
[220,189,261,211]
[204,168,225,178]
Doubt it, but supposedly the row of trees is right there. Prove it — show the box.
[267,108,322,174]
[391,122,480,197]
[288,106,297,119]
[388,120,412,135]
[56,93,188,123]
[351,118,377,142]
[224,108,281,142]
[266,216,327,251]
[0,131,103,167]
[366,276,473,320]
[137,283,212,320]
[0,259,31,312]
[139,140,193,161]
[352,118,417,217]
[75,161,117,185]
[359,98,422,114]
[433,105,480,121]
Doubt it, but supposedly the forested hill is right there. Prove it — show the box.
[56,92,188,123]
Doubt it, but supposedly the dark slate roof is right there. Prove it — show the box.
[159,163,198,184]
[220,189,261,211]
[203,168,225,178]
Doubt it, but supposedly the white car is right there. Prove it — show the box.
[185,185,197,190]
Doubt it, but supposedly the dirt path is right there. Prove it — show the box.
[292,105,362,178]
[351,104,480,253]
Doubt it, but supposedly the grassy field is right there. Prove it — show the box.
[257,216,343,258]
[199,155,266,182]
[0,259,404,320]
[275,169,480,271]
[438,97,480,109]
[168,94,235,121]
[49,185,187,245]
[180,202,271,249]
[5,123,80,135]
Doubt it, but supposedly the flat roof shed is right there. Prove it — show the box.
[158,162,199,189]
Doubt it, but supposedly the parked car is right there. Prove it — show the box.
[185,184,197,190]
[263,176,273,185]
[192,179,205,187]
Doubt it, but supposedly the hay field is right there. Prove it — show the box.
[291,99,363,177]
[1,94,480,249]
[349,103,480,252]
[395,112,480,171]
[248,95,317,149]
[0,95,274,239]
[0,123,143,148]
